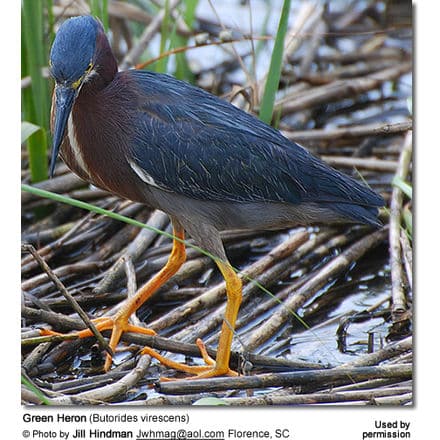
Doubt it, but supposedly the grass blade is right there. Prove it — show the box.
[21,0,52,182]
[259,0,291,125]
[21,183,311,330]
[173,0,198,81]
[90,0,109,30]
[392,175,412,199]
[21,122,41,144]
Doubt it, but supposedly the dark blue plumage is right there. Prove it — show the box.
[128,70,383,226]
[49,16,97,84]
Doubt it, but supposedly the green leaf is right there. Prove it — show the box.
[90,0,109,30]
[22,0,51,182]
[21,375,51,405]
[259,0,291,124]
[192,397,229,406]
[21,122,41,144]
[392,176,412,199]
[21,184,312,330]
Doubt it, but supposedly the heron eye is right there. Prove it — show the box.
[86,62,93,73]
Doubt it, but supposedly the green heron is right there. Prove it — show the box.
[45,16,384,378]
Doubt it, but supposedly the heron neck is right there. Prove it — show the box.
[87,31,118,91]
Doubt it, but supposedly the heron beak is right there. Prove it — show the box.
[50,84,76,177]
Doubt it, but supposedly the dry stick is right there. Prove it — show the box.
[19,309,225,364]
[230,231,340,333]
[22,386,46,405]
[108,1,154,25]
[21,333,79,346]
[94,210,169,294]
[389,352,412,365]
[276,62,411,116]
[148,230,309,333]
[332,0,369,30]
[160,287,206,301]
[331,377,408,393]
[360,33,388,54]
[319,156,398,172]
[22,210,96,270]
[67,188,112,201]
[156,364,412,395]
[22,325,319,380]
[255,229,376,347]
[22,261,107,292]
[285,6,326,129]
[124,257,144,329]
[389,131,412,313]
[49,374,129,396]
[284,121,412,142]
[373,393,412,406]
[299,60,399,85]
[21,173,86,205]
[142,395,200,406]
[84,216,146,263]
[21,200,137,271]
[47,354,152,405]
[120,0,182,70]
[23,202,145,282]
[22,306,85,333]
[338,336,412,368]
[298,10,327,77]
[220,387,413,406]
[122,334,322,370]
[175,231,319,344]
[256,2,317,102]
[28,290,126,312]
[203,228,359,347]
[22,222,77,247]
[125,248,210,292]
[205,0,252,87]
[143,385,412,406]
[288,47,408,64]
[283,3,320,62]
[50,370,128,393]
[400,230,412,289]
[21,244,111,356]
[22,343,52,372]
[159,257,211,291]
[246,227,388,352]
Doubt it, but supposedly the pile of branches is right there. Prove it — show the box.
[21,0,412,405]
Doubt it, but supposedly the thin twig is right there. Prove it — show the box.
[284,121,412,142]
[221,386,413,405]
[338,336,412,368]
[389,131,412,313]
[21,244,111,356]
[120,0,182,70]
[275,62,411,116]
[94,210,169,294]
[246,227,388,351]
[149,230,309,333]
[156,364,412,395]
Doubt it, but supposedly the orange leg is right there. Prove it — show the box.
[41,224,187,371]
[141,259,242,378]
[42,224,242,378]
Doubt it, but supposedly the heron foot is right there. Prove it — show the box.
[141,338,238,380]
[40,315,156,371]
